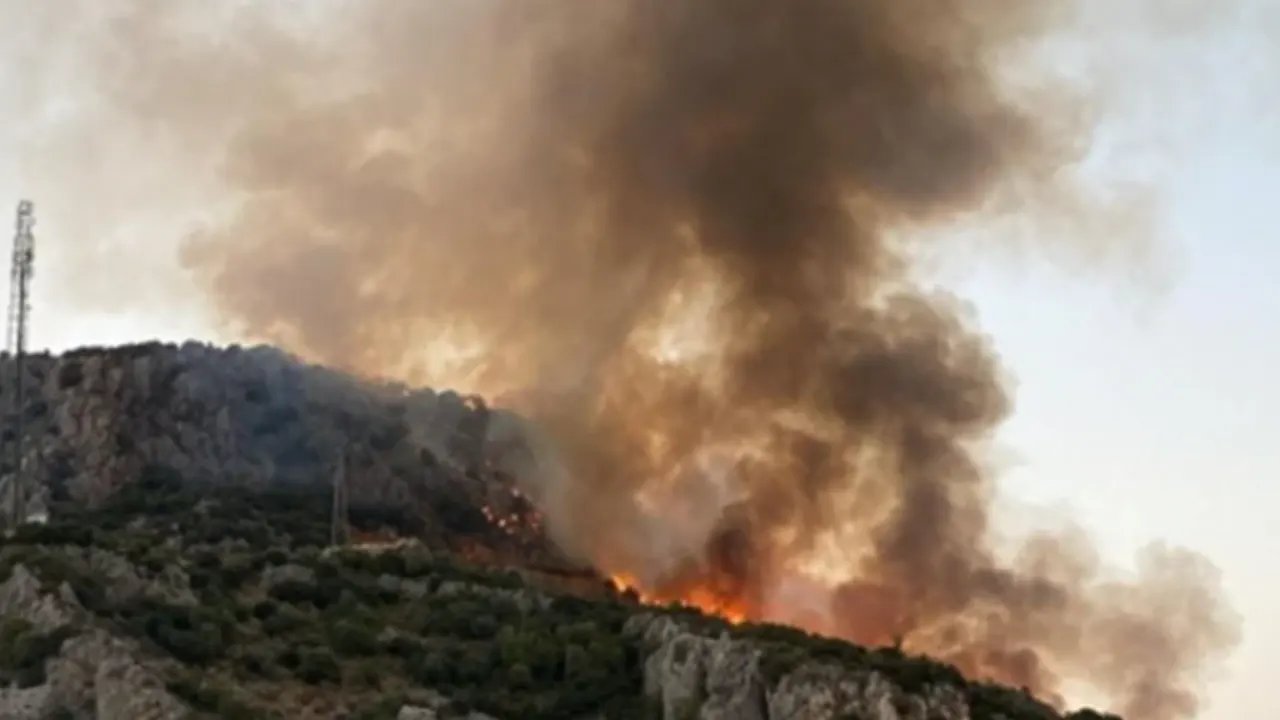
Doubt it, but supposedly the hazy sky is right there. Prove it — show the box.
[0,2,1275,718]
[943,13,1280,713]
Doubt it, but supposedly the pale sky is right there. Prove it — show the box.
[947,8,1279,716]
[0,3,1276,718]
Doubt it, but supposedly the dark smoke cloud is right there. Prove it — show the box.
[60,1,1239,716]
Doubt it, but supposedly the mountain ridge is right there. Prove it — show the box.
[0,342,1121,719]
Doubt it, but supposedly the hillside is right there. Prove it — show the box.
[0,344,1121,719]
[0,342,558,569]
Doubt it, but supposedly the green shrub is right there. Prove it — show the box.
[270,576,342,609]
[295,647,341,684]
[153,624,224,664]
[329,619,381,656]
[126,601,229,664]
[353,695,406,720]
[406,648,451,685]
[10,523,93,547]
[507,662,534,689]
[192,550,222,570]
[354,661,383,688]
[269,579,316,604]
[385,633,423,658]
[252,600,278,620]
[235,647,274,678]
[261,603,309,635]
[188,570,213,591]
[967,683,1059,720]
[0,619,75,687]
[167,674,263,719]
[468,613,499,640]
[219,555,257,588]
[401,548,435,577]
[455,644,496,683]
[277,647,300,670]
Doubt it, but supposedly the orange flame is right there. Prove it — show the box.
[609,573,748,625]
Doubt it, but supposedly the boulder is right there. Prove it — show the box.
[261,563,315,589]
[95,653,190,720]
[0,684,54,720]
[0,564,81,632]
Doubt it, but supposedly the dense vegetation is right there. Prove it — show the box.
[0,464,1119,719]
[2,465,649,718]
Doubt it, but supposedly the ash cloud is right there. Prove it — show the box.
[53,1,1240,716]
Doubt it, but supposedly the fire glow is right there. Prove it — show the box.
[608,573,748,626]
[480,499,545,538]
[133,1,1243,716]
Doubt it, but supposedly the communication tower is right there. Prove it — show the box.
[6,200,34,528]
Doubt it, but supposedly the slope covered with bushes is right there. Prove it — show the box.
[0,467,1120,720]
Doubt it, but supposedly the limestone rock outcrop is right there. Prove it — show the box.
[0,564,82,632]
[0,342,558,566]
[0,570,191,720]
[628,614,973,720]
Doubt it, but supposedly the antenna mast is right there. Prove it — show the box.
[6,200,34,528]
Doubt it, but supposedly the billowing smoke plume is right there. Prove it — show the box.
[55,1,1239,717]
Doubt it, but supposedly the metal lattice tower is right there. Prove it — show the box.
[7,200,34,528]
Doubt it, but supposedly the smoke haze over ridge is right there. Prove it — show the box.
[3,2,1250,717]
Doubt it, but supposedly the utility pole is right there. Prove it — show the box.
[6,201,34,529]
[330,449,349,547]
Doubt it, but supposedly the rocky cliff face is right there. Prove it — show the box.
[0,343,552,564]
[0,563,191,720]
[624,613,1076,720]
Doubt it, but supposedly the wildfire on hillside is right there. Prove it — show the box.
[608,573,748,626]
[480,502,545,538]
[118,1,1243,717]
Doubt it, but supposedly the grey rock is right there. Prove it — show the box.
[95,653,191,720]
[81,549,147,605]
[403,688,450,709]
[645,632,709,719]
[702,635,767,720]
[46,630,127,717]
[0,684,55,720]
[0,564,81,632]
[377,573,402,594]
[150,565,197,606]
[0,564,192,720]
[398,690,500,720]
[401,579,431,599]
[627,613,971,720]
[398,707,439,720]
[261,563,315,589]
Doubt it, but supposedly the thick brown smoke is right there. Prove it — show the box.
[66,1,1240,717]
